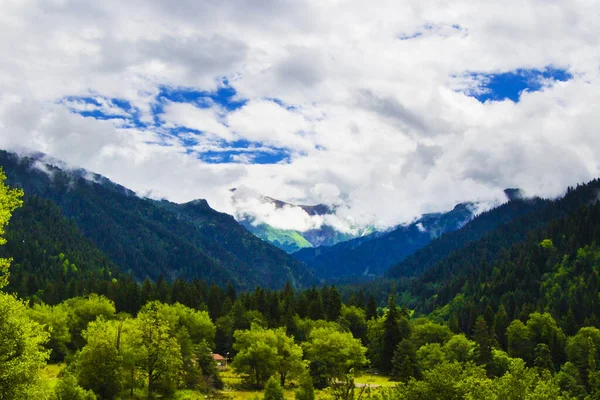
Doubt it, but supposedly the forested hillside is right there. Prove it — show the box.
[385,197,549,279]
[0,151,316,289]
[0,194,122,304]
[406,179,600,328]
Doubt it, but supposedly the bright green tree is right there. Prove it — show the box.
[416,342,445,372]
[304,327,367,388]
[0,291,50,399]
[295,373,315,400]
[0,168,23,288]
[340,305,367,344]
[534,343,555,373]
[274,327,304,387]
[27,302,71,362]
[60,294,116,350]
[54,373,97,400]
[136,302,183,397]
[75,319,124,399]
[443,334,475,363]
[264,376,285,400]
[232,325,279,389]
[507,319,532,362]
[566,327,600,389]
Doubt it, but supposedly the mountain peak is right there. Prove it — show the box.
[504,188,525,201]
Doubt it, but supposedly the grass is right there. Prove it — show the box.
[219,368,298,400]
[353,373,398,388]
[39,365,394,398]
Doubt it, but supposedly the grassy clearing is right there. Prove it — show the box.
[220,368,296,400]
[354,373,398,388]
[40,365,393,398]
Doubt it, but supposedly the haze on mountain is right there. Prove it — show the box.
[230,186,375,253]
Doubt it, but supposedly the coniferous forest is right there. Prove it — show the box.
[4,162,600,400]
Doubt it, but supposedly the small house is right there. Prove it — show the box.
[212,353,226,368]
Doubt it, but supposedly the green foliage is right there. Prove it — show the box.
[566,327,600,390]
[136,302,184,397]
[340,305,367,344]
[295,373,315,400]
[232,325,279,389]
[416,342,445,372]
[232,325,303,389]
[392,339,419,382]
[381,294,410,373]
[264,376,285,400]
[534,343,555,372]
[0,167,23,288]
[305,327,367,387]
[54,373,97,400]
[75,319,124,399]
[410,319,452,349]
[443,334,475,363]
[62,294,116,350]
[473,316,493,369]
[27,302,71,362]
[0,291,50,399]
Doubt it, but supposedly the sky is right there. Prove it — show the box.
[0,0,599,232]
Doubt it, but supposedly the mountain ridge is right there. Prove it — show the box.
[0,150,317,290]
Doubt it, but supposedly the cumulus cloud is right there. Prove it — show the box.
[1,0,600,230]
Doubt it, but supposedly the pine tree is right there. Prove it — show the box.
[534,343,554,372]
[327,286,342,321]
[366,295,378,321]
[382,294,402,374]
[392,339,419,382]
[494,305,510,350]
[473,316,492,371]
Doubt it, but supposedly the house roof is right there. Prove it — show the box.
[212,353,226,361]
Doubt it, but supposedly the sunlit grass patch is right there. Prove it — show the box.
[354,373,398,387]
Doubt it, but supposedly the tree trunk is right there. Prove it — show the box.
[280,372,286,388]
[148,370,154,399]
[130,367,135,397]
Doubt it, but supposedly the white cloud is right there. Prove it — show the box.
[162,102,233,141]
[1,0,600,231]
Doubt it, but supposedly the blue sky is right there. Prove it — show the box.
[62,85,292,164]
[467,67,573,103]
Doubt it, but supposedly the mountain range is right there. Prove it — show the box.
[0,150,316,290]
[293,201,480,281]
[3,148,594,300]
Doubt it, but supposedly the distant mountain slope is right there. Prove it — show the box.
[294,202,480,282]
[231,188,372,252]
[0,150,316,289]
[385,196,549,279]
